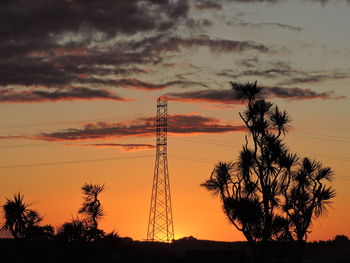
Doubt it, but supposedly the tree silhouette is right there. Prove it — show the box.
[201,82,335,263]
[57,217,90,242]
[78,183,106,241]
[1,192,51,239]
[334,234,349,243]
[282,157,335,261]
[1,193,28,239]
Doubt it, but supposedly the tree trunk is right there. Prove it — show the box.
[294,239,305,263]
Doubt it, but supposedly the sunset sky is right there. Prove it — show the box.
[0,0,349,242]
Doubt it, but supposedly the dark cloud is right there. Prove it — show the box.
[166,89,236,104]
[0,87,127,103]
[173,36,270,53]
[0,33,268,93]
[33,114,245,141]
[280,73,350,85]
[1,0,343,104]
[164,86,345,104]
[195,1,223,9]
[220,60,350,85]
[0,48,205,94]
[0,0,192,93]
[305,0,350,5]
[225,0,279,3]
[20,48,162,85]
[78,78,208,90]
[79,143,155,152]
[185,19,214,30]
[0,0,189,52]
[219,60,295,79]
[225,0,348,4]
[263,86,346,100]
[218,68,295,79]
[236,22,302,32]
[131,34,270,54]
[0,0,274,96]
[0,58,73,87]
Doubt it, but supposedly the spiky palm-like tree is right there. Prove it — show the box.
[1,193,44,239]
[78,183,105,232]
[283,157,335,261]
[1,193,28,239]
[201,82,335,263]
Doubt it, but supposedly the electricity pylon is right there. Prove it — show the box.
[147,98,174,242]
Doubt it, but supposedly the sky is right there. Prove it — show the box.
[0,0,349,242]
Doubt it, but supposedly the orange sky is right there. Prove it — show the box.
[1,98,349,241]
[1,0,350,242]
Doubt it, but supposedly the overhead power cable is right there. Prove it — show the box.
[0,155,154,169]
[0,115,133,130]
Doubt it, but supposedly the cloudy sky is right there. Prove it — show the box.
[0,0,349,241]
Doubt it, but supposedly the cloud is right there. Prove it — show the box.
[236,22,302,32]
[0,87,127,103]
[262,86,346,100]
[0,59,74,87]
[0,0,274,98]
[165,89,236,104]
[0,0,192,93]
[220,60,350,85]
[195,1,223,10]
[132,34,271,54]
[0,0,189,51]
[225,0,279,3]
[79,143,155,152]
[0,34,268,94]
[1,0,344,105]
[280,72,350,85]
[185,18,214,30]
[224,0,348,4]
[33,114,245,141]
[164,86,345,104]
[78,78,209,91]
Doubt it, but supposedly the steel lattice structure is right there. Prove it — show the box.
[147,98,174,242]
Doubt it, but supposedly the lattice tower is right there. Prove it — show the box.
[147,98,174,242]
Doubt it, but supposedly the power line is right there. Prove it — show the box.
[169,153,350,182]
[170,137,350,162]
[0,142,63,149]
[298,151,350,162]
[2,136,349,162]
[290,134,350,144]
[0,115,134,130]
[293,131,350,141]
[169,137,241,147]
[169,153,220,163]
[0,155,153,169]
[1,150,349,181]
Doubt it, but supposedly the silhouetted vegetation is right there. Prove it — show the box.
[1,193,54,240]
[57,183,106,242]
[201,82,336,263]
[57,217,92,242]
[1,183,108,243]
[0,91,342,263]
[79,183,105,230]
[1,236,349,263]
[334,234,349,243]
